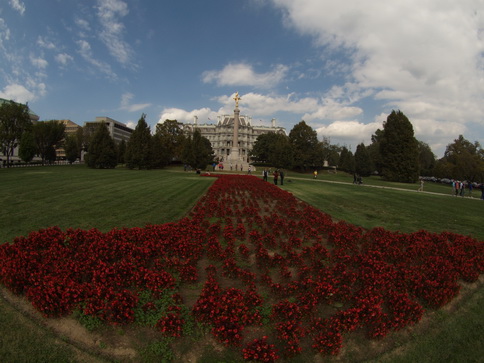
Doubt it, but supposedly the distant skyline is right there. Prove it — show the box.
[1,0,483,156]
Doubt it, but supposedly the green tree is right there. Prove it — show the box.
[367,129,384,175]
[288,121,323,171]
[250,133,274,163]
[86,122,117,169]
[418,141,436,176]
[18,131,37,163]
[320,137,340,167]
[380,110,419,183]
[117,139,126,165]
[435,135,484,182]
[251,132,293,168]
[0,100,32,167]
[64,134,79,164]
[150,133,170,169]
[32,120,66,165]
[182,129,213,170]
[354,143,373,177]
[126,114,152,169]
[270,133,294,169]
[339,146,355,173]
[155,120,186,162]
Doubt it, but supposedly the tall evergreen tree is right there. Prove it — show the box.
[367,129,384,175]
[339,146,355,173]
[86,122,117,168]
[150,133,170,168]
[380,110,419,183]
[354,143,373,177]
[117,139,126,165]
[126,114,152,169]
[288,121,322,171]
[182,129,214,170]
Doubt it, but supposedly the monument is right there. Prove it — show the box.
[176,92,286,169]
[229,92,243,167]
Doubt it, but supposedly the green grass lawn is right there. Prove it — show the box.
[281,173,483,240]
[0,165,482,362]
[0,165,214,244]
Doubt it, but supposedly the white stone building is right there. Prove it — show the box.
[182,112,285,166]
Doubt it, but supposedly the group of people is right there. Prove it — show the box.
[262,168,285,185]
[452,180,484,199]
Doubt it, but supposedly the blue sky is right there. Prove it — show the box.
[1,0,483,157]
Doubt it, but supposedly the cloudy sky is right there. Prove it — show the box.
[1,0,483,156]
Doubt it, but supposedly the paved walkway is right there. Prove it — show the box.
[286,175,483,201]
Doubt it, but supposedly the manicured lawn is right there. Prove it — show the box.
[0,165,482,362]
[0,165,214,244]
[282,174,484,240]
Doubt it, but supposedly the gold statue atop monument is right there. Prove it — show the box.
[233,92,241,108]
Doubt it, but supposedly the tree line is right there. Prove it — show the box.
[1,100,483,182]
[250,110,484,183]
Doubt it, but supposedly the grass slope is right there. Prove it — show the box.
[0,165,482,362]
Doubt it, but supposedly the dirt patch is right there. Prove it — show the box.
[1,288,137,362]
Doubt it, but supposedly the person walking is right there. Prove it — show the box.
[418,178,424,192]
[280,170,285,185]
[273,170,279,185]
[262,169,268,182]
[313,170,318,179]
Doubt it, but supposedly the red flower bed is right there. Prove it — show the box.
[1,174,483,361]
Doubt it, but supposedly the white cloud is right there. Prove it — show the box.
[55,53,73,66]
[95,0,134,68]
[0,83,35,103]
[36,36,56,50]
[75,17,91,32]
[0,18,11,48]
[202,63,289,88]
[30,55,48,69]
[120,92,151,112]
[9,0,25,15]
[315,120,383,148]
[271,0,484,154]
[76,39,116,79]
[158,107,218,124]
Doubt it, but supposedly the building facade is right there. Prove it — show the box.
[84,117,133,145]
[55,120,82,159]
[182,114,285,165]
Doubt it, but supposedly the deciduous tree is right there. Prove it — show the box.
[18,131,37,163]
[32,120,66,165]
[288,121,323,171]
[435,135,484,182]
[64,134,79,164]
[418,141,436,176]
[0,100,32,167]
[155,120,186,162]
